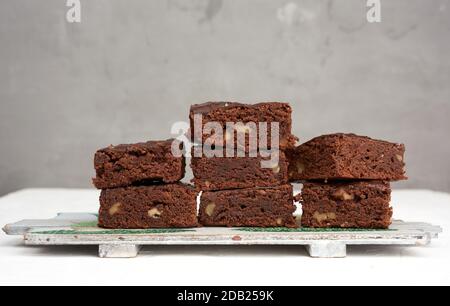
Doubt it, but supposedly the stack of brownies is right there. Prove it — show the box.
[190,102,299,228]
[93,140,198,228]
[287,134,407,228]
[92,102,407,230]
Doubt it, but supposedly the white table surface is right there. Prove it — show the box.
[0,188,449,286]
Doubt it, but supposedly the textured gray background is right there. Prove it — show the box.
[1,0,449,195]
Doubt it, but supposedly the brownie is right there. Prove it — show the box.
[199,185,297,228]
[288,133,406,181]
[191,150,289,191]
[190,102,298,150]
[93,139,185,189]
[98,183,198,229]
[301,181,392,229]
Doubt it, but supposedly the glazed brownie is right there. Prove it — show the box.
[191,151,289,191]
[190,102,298,150]
[301,181,392,229]
[199,184,297,228]
[288,133,406,181]
[93,139,185,189]
[99,183,198,229]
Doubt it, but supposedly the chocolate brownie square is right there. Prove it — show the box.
[190,102,298,150]
[199,184,297,228]
[93,139,185,189]
[288,133,406,181]
[191,150,289,191]
[98,183,198,229]
[301,181,392,229]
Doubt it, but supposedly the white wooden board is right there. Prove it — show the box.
[3,213,442,258]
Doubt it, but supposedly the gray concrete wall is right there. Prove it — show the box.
[1,0,449,195]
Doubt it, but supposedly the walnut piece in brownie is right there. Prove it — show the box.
[199,184,297,228]
[301,181,392,229]
[191,151,289,191]
[98,183,198,229]
[93,139,185,189]
[288,133,406,182]
[190,102,298,150]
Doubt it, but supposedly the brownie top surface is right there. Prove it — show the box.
[303,133,404,147]
[190,102,291,114]
[98,139,177,154]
